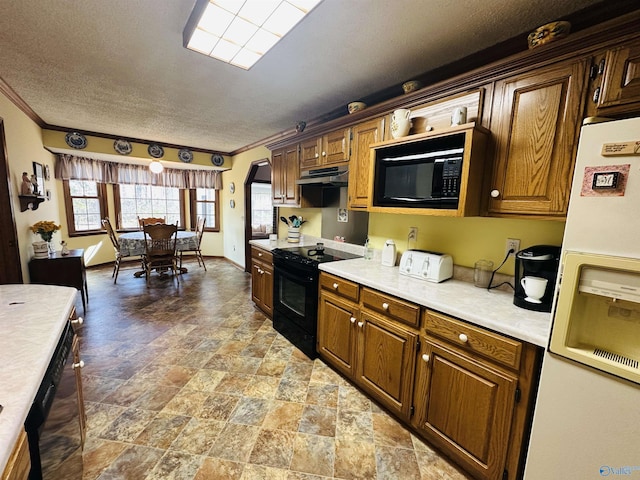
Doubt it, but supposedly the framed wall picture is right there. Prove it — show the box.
[32,162,44,196]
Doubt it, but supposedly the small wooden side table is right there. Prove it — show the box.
[28,249,88,313]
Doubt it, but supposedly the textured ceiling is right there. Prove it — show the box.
[0,0,606,153]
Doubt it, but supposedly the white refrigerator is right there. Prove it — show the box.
[525,117,640,479]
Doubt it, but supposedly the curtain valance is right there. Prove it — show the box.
[54,154,221,189]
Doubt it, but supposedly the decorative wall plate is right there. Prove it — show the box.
[178,149,193,163]
[65,132,87,149]
[114,139,132,155]
[211,154,224,166]
[148,144,164,158]
[229,182,235,194]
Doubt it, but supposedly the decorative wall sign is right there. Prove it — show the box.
[32,162,44,196]
[601,141,640,156]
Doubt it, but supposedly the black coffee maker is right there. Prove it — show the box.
[514,245,561,312]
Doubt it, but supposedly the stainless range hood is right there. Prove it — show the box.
[296,166,349,186]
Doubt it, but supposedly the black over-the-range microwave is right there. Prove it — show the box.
[372,132,466,209]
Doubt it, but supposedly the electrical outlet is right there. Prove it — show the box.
[408,227,418,241]
[505,238,520,257]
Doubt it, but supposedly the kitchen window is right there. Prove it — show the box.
[62,179,108,236]
[114,184,185,230]
[189,188,220,232]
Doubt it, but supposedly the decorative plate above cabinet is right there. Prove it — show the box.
[65,132,87,149]
[114,139,132,155]
[178,149,193,163]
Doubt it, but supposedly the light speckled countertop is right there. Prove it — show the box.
[0,284,77,474]
[319,258,551,347]
[251,237,551,348]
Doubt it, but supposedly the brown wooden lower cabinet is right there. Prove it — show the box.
[316,272,541,480]
[412,339,518,480]
[250,246,273,317]
[1,430,30,480]
[356,309,417,420]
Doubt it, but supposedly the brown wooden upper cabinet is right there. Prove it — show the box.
[299,127,351,171]
[348,117,385,210]
[271,144,300,206]
[488,59,589,217]
[597,38,640,114]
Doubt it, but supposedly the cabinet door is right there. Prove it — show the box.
[322,127,351,166]
[317,292,358,378]
[489,60,588,216]
[348,117,384,210]
[251,259,273,317]
[413,339,517,480]
[300,137,321,170]
[271,147,285,204]
[283,144,300,205]
[356,310,417,420]
[598,39,640,111]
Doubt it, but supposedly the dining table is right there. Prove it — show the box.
[118,230,198,276]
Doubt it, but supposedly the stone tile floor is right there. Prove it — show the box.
[64,258,470,479]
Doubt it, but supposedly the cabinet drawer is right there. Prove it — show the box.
[424,310,522,370]
[320,273,359,302]
[362,287,420,328]
[251,246,273,264]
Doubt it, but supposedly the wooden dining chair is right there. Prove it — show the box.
[102,217,139,283]
[138,216,166,230]
[142,222,180,285]
[180,216,206,271]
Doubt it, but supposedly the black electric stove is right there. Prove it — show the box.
[271,244,361,359]
[272,245,362,265]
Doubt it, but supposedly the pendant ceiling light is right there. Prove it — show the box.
[149,159,164,174]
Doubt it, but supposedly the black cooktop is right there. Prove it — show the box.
[272,245,362,265]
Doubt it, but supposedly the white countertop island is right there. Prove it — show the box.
[0,284,77,474]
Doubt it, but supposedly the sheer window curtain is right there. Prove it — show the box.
[54,154,222,189]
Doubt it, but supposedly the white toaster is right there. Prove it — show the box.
[399,250,453,283]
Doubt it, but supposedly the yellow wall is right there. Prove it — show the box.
[222,146,271,267]
[369,213,565,275]
[276,206,564,275]
[42,129,230,169]
[1,93,59,279]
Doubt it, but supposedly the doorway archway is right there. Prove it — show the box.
[243,158,273,272]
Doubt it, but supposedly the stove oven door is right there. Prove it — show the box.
[273,260,319,358]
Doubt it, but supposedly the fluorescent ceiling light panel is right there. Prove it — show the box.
[185,0,322,70]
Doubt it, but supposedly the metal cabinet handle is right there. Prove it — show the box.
[357,321,364,328]
[382,302,389,310]
[422,353,430,363]
[71,317,84,325]
[459,333,468,343]
[315,153,319,158]
[490,189,500,198]
[333,283,339,289]
[72,360,85,369]
[322,151,326,157]
[350,317,356,324]
[258,252,262,257]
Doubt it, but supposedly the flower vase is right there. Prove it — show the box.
[287,226,301,243]
[47,241,55,255]
[33,241,49,258]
